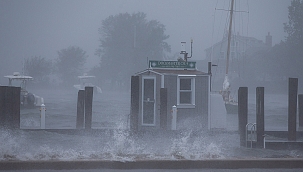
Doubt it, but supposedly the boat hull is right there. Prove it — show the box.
[225,102,238,114]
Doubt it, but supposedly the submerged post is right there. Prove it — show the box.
[288,78,298,141]
[256,87,264,148]
[238,87,248,147]
[171,105,177,130]
[76,90,85,129]
[299,94,303,129]
[85,87,93,129]
[160,88,168,130]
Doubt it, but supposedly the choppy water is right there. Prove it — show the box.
[1,89,302,161]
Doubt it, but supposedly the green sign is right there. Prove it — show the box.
[149,60,196,69]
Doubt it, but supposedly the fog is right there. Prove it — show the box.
[0,0,290,84]
[1,1,303,168]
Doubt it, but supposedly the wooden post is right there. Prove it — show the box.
[256,87,265,148]
[299,94,303,128]
[288,78,298,141]
[76,90,85,129]
[0,86,20,129]
[160,88,167,130]
[238,87,248,147]
[84,87,93,129]
[130,76,139,133]
[0,86,6,128]
[4,86,13,129]
[11,87,20,129]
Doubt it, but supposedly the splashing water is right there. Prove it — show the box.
[1,126,303,162]
[0,127,229,162]
[1,90,303,162]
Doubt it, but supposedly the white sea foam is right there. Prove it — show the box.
[1,91,302,162]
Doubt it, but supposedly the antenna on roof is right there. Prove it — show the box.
[147,57,149,68]
[180,39,193,62]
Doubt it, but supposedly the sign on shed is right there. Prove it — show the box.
[149,60,196,69]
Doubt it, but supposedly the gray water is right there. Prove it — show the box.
[1,89,302,162]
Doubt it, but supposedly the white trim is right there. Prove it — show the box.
[177,76,195,108]
[141,76,156,126]
[161,75,164,88]
[135,69,163,76]
[178,75,196,77]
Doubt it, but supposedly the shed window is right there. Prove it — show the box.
[177,77,195,107]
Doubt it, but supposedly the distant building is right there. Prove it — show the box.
[204,32,272,90]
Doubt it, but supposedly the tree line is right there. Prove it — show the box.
[24,0,303,90]
[243,0,303,83]
[24,12,170,90]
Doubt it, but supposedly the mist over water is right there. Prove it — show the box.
[1,89,303,162]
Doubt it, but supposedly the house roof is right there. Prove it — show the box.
[135,68,208,76]
[204,34,265,52]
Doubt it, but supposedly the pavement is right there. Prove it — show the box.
[1,159,303,171]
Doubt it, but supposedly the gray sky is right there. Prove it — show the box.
[0,0,291,76]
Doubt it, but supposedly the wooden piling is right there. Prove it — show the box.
[160,88,168,130]
[130,76,139,133]
[299,94,303,128]
[4,86,13,128]
[238,87,248,147]
[11,87,20,129]
[0,86,20,129]
[0,86,6,128]
[256,87,264,148]
[288,78,298,141]
[84,87,93,129]
[76,90,85,129]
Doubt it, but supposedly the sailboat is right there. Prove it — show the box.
[220,0,238,114]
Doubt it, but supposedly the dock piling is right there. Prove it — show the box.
[85,87,93,129]
[0,86,20,129]
[298,94,303,129]
[76,90,85,129]
[288,78,298,141]
[256,87,264,148]
[238,87,248,147]
[130,76,139,133]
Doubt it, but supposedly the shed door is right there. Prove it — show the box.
[142,77,156,125]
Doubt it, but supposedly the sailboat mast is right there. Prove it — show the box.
[225,0,234,75]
